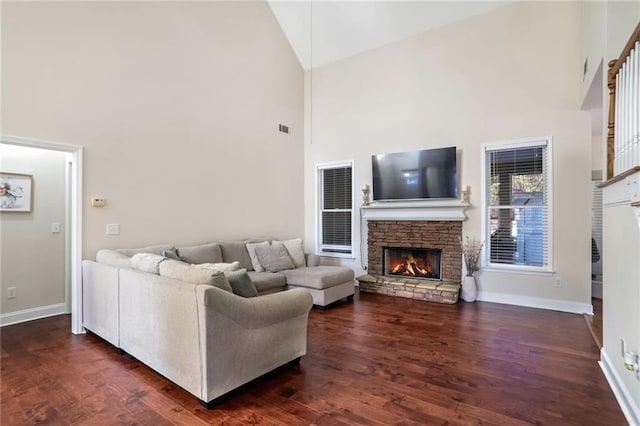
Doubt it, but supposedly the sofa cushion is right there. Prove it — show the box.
[96,249,132,268]
[255,244,295,273]
[176,243,223,265]
[272,238,305,268]
[219,241,253,271]
[224,269,258,298]
[246,241,270,272]
[247,271,286,294]
[131,253,166,274]
[282,266,355,290]
[194,261,241,273]
[159,259,232,292]
[116,244,174,257]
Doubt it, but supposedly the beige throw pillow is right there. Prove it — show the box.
[255,244,295,273]
[194,261,240,273]
[272,238,306,268]
[96,249,132,268]
[246,241,270,272]
[159,259,232,292]
[131,253,166,274]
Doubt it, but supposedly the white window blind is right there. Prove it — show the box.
[484,138,552,271]
[317,162,354,258]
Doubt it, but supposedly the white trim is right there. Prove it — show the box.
[603,170,640,206]
[482,136,549,151]
[482,265,554,275]
[600,348,640,426]
[481,135,554,272]
[316,160,355,259]
[0,303,67,327]
[361,199,469,221]
[1,135,84,335]
[476,291,593,314]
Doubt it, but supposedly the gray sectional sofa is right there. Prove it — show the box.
[82,238,355,406]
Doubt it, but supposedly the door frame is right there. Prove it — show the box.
[1,135,84,334]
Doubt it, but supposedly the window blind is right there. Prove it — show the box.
[485,141,550,269]
[318,164,353,256]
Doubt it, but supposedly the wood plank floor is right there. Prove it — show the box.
[1,291,626,425]
[584,298,603,349]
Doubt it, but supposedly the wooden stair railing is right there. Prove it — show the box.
[607,22,640,180]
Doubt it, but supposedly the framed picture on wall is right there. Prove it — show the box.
[0,172,32,212]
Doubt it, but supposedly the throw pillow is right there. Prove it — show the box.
[255,244,295,273]
[96,249,132,268]
[224,269,258,298]
[218,241,253,271]
[159,259,233,292]
[176,242,223,264]
[131,253,166,274]
[194,261,240,273]
[246,241,270,272]
[272,238,306,268]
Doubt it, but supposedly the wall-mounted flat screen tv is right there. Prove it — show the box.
[372,146,458,201]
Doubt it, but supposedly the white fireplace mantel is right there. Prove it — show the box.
[361,200,469,221]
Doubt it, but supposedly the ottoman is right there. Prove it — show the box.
[283,266,355,307]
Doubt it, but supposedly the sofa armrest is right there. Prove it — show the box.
[306,253,321,267]
[197,286,312,329]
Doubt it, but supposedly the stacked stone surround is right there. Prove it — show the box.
[367,220,462,281]
[360,220,463,304]
[357,274,460,304]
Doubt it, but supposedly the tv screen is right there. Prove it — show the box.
[372,147,457,201]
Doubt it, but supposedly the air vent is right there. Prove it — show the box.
[278,124,289,134]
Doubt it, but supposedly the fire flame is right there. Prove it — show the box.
[391,255,433,276]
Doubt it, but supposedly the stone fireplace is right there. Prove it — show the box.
[357,200,468,304]
[367,220,462,283]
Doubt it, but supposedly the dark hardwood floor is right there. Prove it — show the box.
[584,298,603,349]
[1,291,626,425]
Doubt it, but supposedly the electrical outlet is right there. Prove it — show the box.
[554,277,562,288]
[7,287,16,299]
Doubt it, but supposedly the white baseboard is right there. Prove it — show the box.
[600,348,640,425]
[0,303,68,327]
[476,291,593,314]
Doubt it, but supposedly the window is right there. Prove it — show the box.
[482,137,552,272]
[317,161,354,258]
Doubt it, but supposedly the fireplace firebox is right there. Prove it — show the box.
[383,247,442,281]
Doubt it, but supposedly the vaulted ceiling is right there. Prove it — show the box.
[268,1,514,69]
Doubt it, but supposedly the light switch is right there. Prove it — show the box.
[106,224,120,235]
[51,222,61,233]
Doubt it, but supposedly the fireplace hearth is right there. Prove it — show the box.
[384,247,442,280]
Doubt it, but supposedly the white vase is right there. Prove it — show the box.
[461,275,477,302]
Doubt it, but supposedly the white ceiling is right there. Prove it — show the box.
[268,1,513,69]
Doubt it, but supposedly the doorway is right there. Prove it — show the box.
[0,135,83,334]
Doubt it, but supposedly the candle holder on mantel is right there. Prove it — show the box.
[461,185,470,203]
[362,184,371,206]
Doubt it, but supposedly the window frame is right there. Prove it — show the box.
[316,160,355,259]
[480,136,554,274]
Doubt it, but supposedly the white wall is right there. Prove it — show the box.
[580,1,607,105]
[0,145,67,316]
[305,1,593,312]
[1,1,305,258]
[601,2,640,422]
